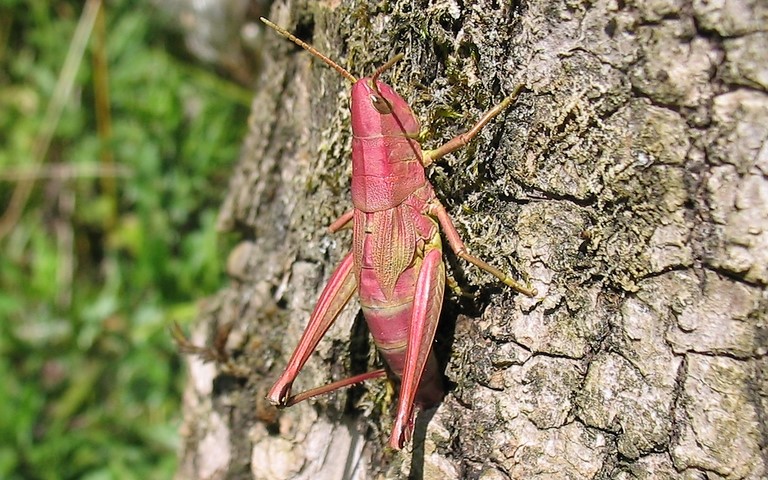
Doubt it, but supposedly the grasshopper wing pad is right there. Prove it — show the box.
[371,206,417,299]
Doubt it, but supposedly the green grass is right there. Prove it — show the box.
[0,1,250,477]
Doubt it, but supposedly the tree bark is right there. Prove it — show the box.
[177,0,767,478]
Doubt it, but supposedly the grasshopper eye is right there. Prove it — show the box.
[370,94,392,114]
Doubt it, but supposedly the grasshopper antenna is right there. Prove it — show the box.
[370,53,404,97]
[260,17,358,83]
[371,53,403,85]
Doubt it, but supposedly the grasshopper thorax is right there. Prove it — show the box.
[349,77,426,212]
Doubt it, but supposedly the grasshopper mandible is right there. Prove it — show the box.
[261,17,537,450]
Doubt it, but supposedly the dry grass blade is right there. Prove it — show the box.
[0,0,102,239]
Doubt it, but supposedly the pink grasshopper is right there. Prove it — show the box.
[261,18,537,450]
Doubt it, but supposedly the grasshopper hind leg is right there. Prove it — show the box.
[266,252,358,406]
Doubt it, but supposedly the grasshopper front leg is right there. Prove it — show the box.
[267,251,358,406]
[421,86,525,167]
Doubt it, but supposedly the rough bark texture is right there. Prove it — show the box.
[177,0,768,478]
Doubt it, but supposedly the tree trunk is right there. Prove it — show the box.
[176,0,767,478]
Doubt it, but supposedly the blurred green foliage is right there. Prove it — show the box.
[0,0,250,478]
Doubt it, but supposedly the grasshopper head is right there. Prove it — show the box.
[350,78,420,138]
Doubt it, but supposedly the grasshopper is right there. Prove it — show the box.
[261,17,536,450]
